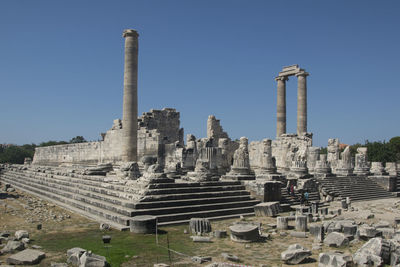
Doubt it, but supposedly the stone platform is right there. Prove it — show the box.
[0,165,259,230]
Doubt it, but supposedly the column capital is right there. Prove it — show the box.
[275,76,289,82]
[123,29,139,38]
[295,71,309,77]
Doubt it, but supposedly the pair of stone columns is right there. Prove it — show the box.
[276,69,309,137]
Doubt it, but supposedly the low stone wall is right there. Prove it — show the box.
[33,142,103,166]
[370,175,396,192]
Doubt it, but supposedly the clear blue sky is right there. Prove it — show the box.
[1,0,399,147]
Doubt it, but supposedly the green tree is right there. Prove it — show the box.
[389,136,400,162]
[365,140,395,163]
[39,140,68,147]
[69,136,87,143]
[0,145,34,164]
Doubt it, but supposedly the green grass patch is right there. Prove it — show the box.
[33,224,197,266]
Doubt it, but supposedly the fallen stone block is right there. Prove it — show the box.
[67,247,86,265]
[324,232,349,247]
[254,202,281,217]
[290,231,308,238]
[354,237,391,265]
[342,225,357,238]
[214,230,227,238]
[1,241,25,254]
[281,244,311,265]
[191,236,213,242]
[318,252,353,267]
[14,230,29,241]
[191,256,212,264]
[6,249,45,265]
[358,225,381,239]
[221,252,239,262]
[79,251,110,267]
[377,227,395,239]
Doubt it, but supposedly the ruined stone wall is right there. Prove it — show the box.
[138,108,183,145]
[32,126,125,166]
[33,108,183,166]
[32,142,103,166]
[249,134,312,171]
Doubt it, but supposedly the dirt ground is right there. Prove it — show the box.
[1,186,399,266]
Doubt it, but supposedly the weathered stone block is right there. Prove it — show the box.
[7,249,45,265]
[254,202,281,217]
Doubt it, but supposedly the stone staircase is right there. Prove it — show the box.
[280,187,320,206]
[396,176,400,192]
[319,176,395,202]
[0,166,259,230]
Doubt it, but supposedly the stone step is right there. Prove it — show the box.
[5,170,138,201]
[131,199,260,216]
[3,171,250,208]
[145,185,246,195]
[321,187,390,193]
[1,175,132,226]
[1,169,260,226]
[3,172,137,209]
[140,190,250,202]
[319,175,394,202]
[148,181,242,189]
[133,195,253,209]
[1,178,130,231]
[5,173,256,218]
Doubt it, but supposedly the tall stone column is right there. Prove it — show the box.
[296,71,308,135]
[122,29,139,162]
[276,76,288,137]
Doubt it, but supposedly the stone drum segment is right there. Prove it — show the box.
[229,223,260,243]
[130,215,157,234]
[277,216,289,230]
[189,218,212,235]
[295,215,307,232]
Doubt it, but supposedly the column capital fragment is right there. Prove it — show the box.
[275,76,289,82]
[123,29,139,38]
[295,71,309,78]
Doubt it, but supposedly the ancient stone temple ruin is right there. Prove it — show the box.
[1,30,399,231]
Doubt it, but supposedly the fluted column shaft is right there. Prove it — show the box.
[276,76,288,137]
[296,72,308,135]
[122,29,139,162]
